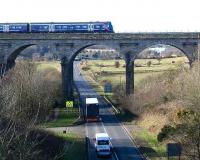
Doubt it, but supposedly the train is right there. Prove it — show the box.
[0,22,114,33]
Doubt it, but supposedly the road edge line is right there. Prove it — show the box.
[103,96,120,114]
[103,97,148,160]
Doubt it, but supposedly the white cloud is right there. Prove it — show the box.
[0,0,200,32]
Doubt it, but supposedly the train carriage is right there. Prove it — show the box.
[30,23,50,33]
[0,23,29,33]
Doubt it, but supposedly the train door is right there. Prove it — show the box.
[49,24,55,32]
[3,25,9,32]
[88,24,94,32]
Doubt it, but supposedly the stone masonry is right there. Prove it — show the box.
[0,32,199,100]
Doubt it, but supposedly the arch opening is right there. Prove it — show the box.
[71,44,125,98]
[133,44,190,87]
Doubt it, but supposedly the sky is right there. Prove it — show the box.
[1,0,200,32]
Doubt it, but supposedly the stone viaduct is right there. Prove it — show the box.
[0,32,199,101]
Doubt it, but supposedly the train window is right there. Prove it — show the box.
[63,26,68,29]
[75,25,81,30]
[95,25,101,30]
[44,26,48,29]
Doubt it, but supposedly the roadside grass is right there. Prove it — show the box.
[56,132,86,160]
[42,108,79,128]
[132,130,167,160]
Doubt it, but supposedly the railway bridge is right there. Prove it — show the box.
[0,32,199,100]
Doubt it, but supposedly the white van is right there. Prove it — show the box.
[94,133,112,157]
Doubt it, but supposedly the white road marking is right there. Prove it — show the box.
[100,120,119,160]
[106,101,146,159]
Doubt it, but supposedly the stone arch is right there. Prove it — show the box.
[136,43,192,63]
[62,43,122,100]
[69,42,120,63]
[122,42,196,95]
[69,44,95,65]
[122,41,197,64]
[6,44,36,69]
[69,43,121,66]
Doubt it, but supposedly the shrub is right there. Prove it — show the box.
[176,108,194,120]
[147,61,152,67]
[81,66,90,71]
[134,64,143,67]
[114,61,120,68]
[161,92,175,103]
[157,125,176,142]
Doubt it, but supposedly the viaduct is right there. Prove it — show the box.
[0,32,199,101]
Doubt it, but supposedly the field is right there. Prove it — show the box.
[36,61,61,72]
[81,57,188,87]
[80,57,189,97]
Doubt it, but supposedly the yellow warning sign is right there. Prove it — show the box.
[66,101,73,108]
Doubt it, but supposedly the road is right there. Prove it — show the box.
[74,61,145,160]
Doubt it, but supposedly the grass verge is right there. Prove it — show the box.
[56,132,86,160]
[132,130,167,160]
[42,108,79,128]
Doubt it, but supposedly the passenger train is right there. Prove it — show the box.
[0,22,114,33]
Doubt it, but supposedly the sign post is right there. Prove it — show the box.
[167,143,182,160]
[104,83,112,96]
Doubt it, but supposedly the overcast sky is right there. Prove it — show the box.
[1,0,200,32]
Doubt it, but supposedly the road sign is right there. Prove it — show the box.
[104,83,112,93]
[66,101,73,108]
[167,143,182,159]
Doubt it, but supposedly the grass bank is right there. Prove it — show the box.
[42,108,79,128]
[132,130,167,160]
[56,132,86,160]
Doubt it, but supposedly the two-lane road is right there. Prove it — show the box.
[74,61,145,160]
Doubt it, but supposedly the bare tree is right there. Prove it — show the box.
[0,61,62,160]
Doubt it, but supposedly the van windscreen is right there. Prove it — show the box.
[97,140,109,145]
